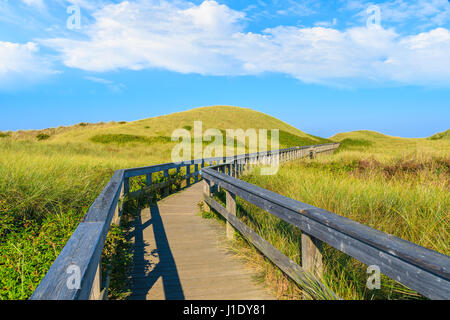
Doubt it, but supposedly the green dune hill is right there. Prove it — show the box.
[0,106,330,299]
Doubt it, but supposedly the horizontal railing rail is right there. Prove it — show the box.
[31,143,338,300]
[200,162,450,300]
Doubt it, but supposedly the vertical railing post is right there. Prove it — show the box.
[186,164,191,187]
[124,177,130,194]
[90,262,102,300]
[203,179,211,213]
[112,182,124,225]
[232,161,235,175]
[200,160,205,184]
[194,163,199,183]
[301,232,323,279]
[226,189,236,240]
[211,162,218,194]
[146,172,152,187]
[217,163,222,193]
[163,169,169,196]
[176,167,181,190]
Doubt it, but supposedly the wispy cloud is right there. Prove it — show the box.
[0,41,56,89]
[84,76,126,92]
[39,0,450,87]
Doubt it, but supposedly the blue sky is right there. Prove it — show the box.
[0,0,449,138]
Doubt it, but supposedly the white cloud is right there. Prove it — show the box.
[40,0,450,86]
[0,41,55,88]
[42,0,247,74]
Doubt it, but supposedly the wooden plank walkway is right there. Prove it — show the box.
[128,182,274,300]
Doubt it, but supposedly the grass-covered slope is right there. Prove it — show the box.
[330,130,416,151]
[0,106,328,299]
[3,106,330,169]
[429,129,450,140]
[330,129,450,157]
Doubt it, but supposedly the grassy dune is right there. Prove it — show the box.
[0,106,327,299]
[429,129,450,141]
[1,105,446,300]
[230,130,449,300]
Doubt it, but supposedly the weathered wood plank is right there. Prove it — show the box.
[203,179,211,213]
[302,232,323,279]
[225,189,236,240]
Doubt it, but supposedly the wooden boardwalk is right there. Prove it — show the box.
[32,143,449,300]
[128,182,274,300]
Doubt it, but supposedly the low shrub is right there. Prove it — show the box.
[36,133,50,141]
[90,134,172,145]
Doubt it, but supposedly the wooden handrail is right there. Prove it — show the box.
[200,163,450,300]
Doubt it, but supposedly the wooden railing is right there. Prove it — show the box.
[201,161,450,300]
[31,143,337,300]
